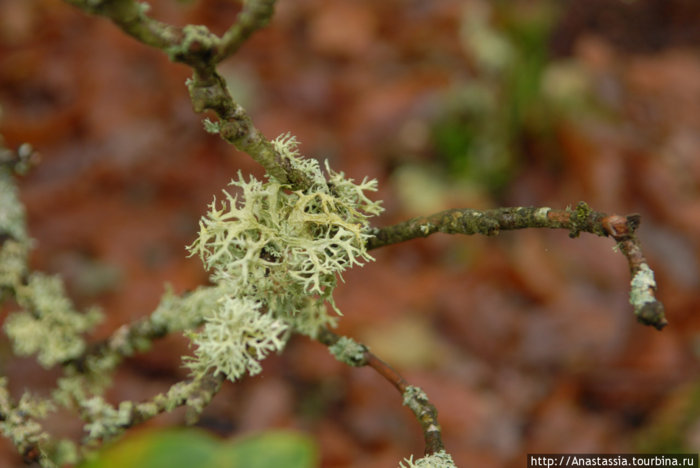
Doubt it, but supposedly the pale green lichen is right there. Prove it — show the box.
[186,133,382,379]
[329,336,367,366]
[0,167,31,292]
[53,375,93,410]
[403,385,429,412]
[279,295,337,338]
[0,379,55,459]
[150,284,227,333]
[535,206,551,223]
[0,168,27,241]
[399,450,457,468]
[185,297,289,381]
[4,273,102,368]
[52,350,122,405]
[49,284,222,410]
[191,171,376,297]
[0,239,29,293]
[630,263,656,311]
[154,377,221,424]
[167,24,217,61]
[81,397,133,442]
[202,118,221,134]
[156,379,199,413]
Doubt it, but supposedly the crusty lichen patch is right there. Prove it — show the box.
[630,263,656,311]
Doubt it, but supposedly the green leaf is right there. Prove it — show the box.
[228,431,318,468]
[79,428,318,468]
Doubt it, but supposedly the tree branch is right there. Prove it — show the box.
[318,328,445,456]
[63,0,313,190]
[368,202,667,329]
[215,0,277,62]
[79,371,224,445]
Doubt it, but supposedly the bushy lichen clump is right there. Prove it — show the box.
[399,450,457,468]
[0,167,30,292]
[187,133,382,381]
[185,297,288,380]
[1,166,102,369]
[5,273,102,368]
[0,378,54,457]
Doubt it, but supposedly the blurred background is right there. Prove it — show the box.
[1,0,699,466]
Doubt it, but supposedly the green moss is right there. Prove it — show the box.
[568,201,592,238]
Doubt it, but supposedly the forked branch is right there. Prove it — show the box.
[64,0,313,190]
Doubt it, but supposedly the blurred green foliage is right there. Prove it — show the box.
[431,1,594,195]
[79,429,318,468]
[634,381,700,453]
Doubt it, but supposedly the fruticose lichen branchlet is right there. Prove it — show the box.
[0,167,30,294]
[5,273,102,368]
[1,159,103,370]
[187,133,382,382]
[399,450,457,468]
[185,297,289,381]
[0,378,53,457]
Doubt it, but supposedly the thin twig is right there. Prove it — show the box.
[215,0,277,62]
[63,0,312,190]
[368,202,667,329]
[318,328,445,455]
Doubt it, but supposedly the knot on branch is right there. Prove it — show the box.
[602,213,641,240]
[167,25,218,68]
[636,301,667,330]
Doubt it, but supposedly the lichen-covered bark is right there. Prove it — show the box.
[367,203,607,250]
[368,202,667,330]
[319,328,445,455]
